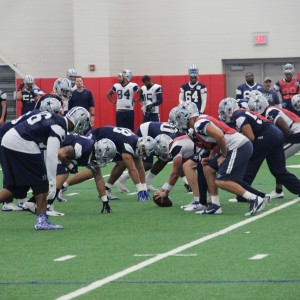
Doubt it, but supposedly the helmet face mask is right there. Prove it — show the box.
[291,95,300,111]
[283,63,295,75]
[154,134,173,161]
[175,102,199,132]
[135,136,156,158]
[66,106,90,135]
[188,64,199,77]
[94,138,117,167]
[248,95,269,114]
[39,97,62,114]
[218,98,239,123]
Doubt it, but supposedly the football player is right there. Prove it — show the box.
[274,63,300,116]
[0,106,90,230]
[106,70,139,131]
[235,72,263,100]
[140,75,163,122]
[63,126,156,202]
[175,102,267,215]
[248,94,300,199]
[0,89,7,125]
[179,65,207,113]
[16,75,39,114]
[66,68,78,89]
[219,98,300,203]
[114,120,181,192]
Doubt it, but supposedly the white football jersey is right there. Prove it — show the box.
[169,136,195,159]
[112,82,139,110]
[140,84,162,114]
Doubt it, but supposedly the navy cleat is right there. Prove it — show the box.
[196,203,222,215]
[245,196,264,216]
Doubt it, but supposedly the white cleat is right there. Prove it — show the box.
[57,190,68,202]
[114,180,130,193]
[22,201,37,214]
[46,205,65,217]
[267,190,284,200]
[147,184,158,192]
[17,198,29,208]
[184,203,207,212]
[2,203,23,211]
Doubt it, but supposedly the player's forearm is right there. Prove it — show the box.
[94,172,106,197]
[200,94,207,113]
[16,91,23,100]
[1,102,6,120]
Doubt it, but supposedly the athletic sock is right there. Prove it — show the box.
[242,191,257,201]
[275,188,283,194]
[211,195,220,206]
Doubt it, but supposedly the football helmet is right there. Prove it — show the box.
[218,98,239,123]
[154,134,173,161]
[66,68,77,85]
[188,65,199,77]
[168,107,178,125]
[39,97,62,114]
[291,95,300,111]
[122,69,133,82]
[65,106,90,134]
[283,63,295,74]
[248,95,269,114]
[135,136,156,158]
[175,102,199,132]
[94,138,117,167]
[24,75,35,89]
[53,78,72,100]
[248,90,262,100]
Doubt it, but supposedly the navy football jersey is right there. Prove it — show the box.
[136,122,182,139]
[0,109,40,139]
[236,83,263,99]
[61,135,95,166]
[13,112,67,149]
[20,89,36,114]
[179,82,207,112]
[231,109,269,137]
[35,93,63,109]
[88,126,139,157]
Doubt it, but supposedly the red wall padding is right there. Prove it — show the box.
[15,74,226,129]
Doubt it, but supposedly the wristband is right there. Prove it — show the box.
[136,183,144,192]
[162,183,173,192]
[101,195,108,202]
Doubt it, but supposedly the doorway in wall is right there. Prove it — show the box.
[223,57,300,99]
[0,65,16,121]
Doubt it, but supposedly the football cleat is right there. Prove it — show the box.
[258,195,270,212]
[34,214,63,230]
[184,202,207,212]
[106,188,120,200]
[46,205,65,217]
[57,190,68,202]
[245,196,264,216]
[17,198,29,208]
[267,190,284,199]
[114,180,130,193]
[195,203,222,215]
[22,201,37,214]
[147,184,158,192]
[2,202,23,211]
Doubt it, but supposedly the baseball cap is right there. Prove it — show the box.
[264,77,272,82]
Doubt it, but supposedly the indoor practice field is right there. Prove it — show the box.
[1,156,300,300]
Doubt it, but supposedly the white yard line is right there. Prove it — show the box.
[133,254,197,257]
[54,255,77,262]
[66,193,79,196]
[249,254,268,260]
[286,165,300,168]
[55,197,300,300]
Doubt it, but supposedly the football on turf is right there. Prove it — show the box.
[153,194,173,207]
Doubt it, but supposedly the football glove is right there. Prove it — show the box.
[137,190,150,202]
[101,201,112,213]
[67,162,78,174]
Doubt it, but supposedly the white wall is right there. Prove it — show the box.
[1,0,300,77]
[0,0,74,78]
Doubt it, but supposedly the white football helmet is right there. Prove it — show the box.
[218,98,239,123]
[66,68,77,85]
[188,64,199,77]
[94,138,117,167]
[168,107,178,125]
[39,97,62,114]
[154,134,173,161]
[283,63,295,74]
[291,95,300,111]
[248,95,269,114]
[122,69,133,82]
[53,78,72,100]
[248,90,262,100]
[65,106,90,134]
[24,75,35,88]
[135,136,156,158]
[175,102,199,132]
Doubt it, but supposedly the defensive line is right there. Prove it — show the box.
[55,197,300,300]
